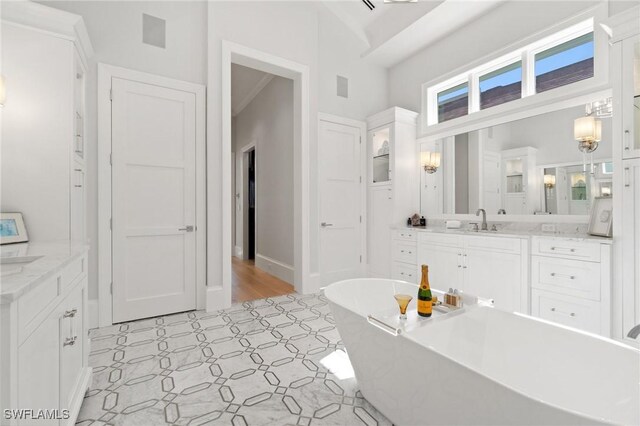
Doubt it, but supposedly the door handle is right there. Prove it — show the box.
[179,225,194,232]
[321,222,333,227]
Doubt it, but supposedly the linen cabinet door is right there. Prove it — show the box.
[59,282,85,415]
[417,244,462,291]
[18,308,62,425]
[464,250,521,313]
[368,186,392,278]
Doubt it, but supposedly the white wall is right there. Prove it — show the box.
[40,1,208,300]
[388,1,601,112]
[208,2,388,294]
[234,76,294,281]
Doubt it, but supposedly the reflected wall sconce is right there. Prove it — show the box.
[0,76,6,107]
[544,174,556,188]
[421,151,441,174]
[574,115,602,154]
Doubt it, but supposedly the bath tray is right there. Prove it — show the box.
[367,303,463,336]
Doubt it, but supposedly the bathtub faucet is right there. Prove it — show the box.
[628,324,640,339]
[476,209,488,231]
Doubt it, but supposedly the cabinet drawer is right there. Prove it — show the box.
[532,237,600,262]
[531,256,601,301]
[393,241,417,264]
[18,275,60,332]
[394,229,417,241]
[418,232,463,248]
[392,262,418,282]
[61,255,86,290]
[465,235,521,254]
[531,290,602,335]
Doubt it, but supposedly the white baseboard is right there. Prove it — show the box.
[88,298,99,330]
[255,254,294,284]
[234,245,243,258]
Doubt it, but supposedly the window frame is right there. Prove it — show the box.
[423,18,595,127]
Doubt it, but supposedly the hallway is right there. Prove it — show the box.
[232,257,295,303]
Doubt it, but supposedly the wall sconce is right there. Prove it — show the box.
[421,151,441,174]
[0,76,6,107]
[574,115,602,153]
[544,174,556,188]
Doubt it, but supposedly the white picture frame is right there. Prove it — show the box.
[0,212,29,245]
[587,196,613,237]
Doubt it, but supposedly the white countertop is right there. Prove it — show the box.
[396,225,613,243]
[1,241,88,304]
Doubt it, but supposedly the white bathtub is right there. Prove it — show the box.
[325,278,640,425]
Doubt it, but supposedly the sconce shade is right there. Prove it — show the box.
[421,151,441,172]
[544,174,556,187]
[0,76,5,107]
[574,116,602,142]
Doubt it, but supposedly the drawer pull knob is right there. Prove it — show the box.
[63,336,77,347]
[570,313,575,317]
[550,273,575,280]
[551,247,576,253]
[63,309,78,318]
[400,250,404,253]
[551,307,556,312]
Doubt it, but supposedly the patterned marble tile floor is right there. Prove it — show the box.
[77,293,391,426]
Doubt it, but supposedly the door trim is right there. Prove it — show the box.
[98,63,206,327]
[318,113,367,274]
[221,41,311,310]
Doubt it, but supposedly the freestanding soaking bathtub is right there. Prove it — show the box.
[325,278,640,425]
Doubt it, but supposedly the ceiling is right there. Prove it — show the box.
[323,0,505,67]
[231,64,274,117]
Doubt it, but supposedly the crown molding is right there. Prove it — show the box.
[232,74,274,117]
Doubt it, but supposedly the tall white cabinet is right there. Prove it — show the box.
[609,6,640,343]
[1,1,92,242]
[366,108,418,278]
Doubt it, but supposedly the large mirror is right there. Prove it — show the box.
[420,103,613,216]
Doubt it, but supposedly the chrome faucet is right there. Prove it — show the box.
[497,209,506,215]
[476,208,488,231]
[628,324,640,339]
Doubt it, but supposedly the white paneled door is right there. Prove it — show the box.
[112,77,197,323]
[319,119,363,286]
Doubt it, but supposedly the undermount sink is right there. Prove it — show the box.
[0,255,43,276]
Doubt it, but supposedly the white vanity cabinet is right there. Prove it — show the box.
[417,232,528,313]
[367,107,419,278]
[391,229,418,282]
[530,237,611,336]
[1,248,91,425]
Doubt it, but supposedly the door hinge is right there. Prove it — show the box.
[359,176,362,184]
[109,218,112,230]
[359,255,362,263]
[359,215,362,223]
[359,136,362,144]
[109,153,113,166]
[110,282,113,294]
[110,88,113,101]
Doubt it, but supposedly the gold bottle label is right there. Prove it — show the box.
[417,299,432,315]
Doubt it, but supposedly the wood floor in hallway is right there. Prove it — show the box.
[232,257,295,303]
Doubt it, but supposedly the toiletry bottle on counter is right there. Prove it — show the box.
[417,265,433,317]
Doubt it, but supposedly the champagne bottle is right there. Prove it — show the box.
[417,264,433,317]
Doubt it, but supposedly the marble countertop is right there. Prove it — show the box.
[396,224,613,243]
[1,241,89,304]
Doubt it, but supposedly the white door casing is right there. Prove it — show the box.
[318,117,365,285]
[111,77,197,323]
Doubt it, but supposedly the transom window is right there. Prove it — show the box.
[425,19,595,126]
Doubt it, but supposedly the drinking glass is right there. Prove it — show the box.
[394,294,413,320]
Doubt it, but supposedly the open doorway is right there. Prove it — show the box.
[231,63,295,303]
